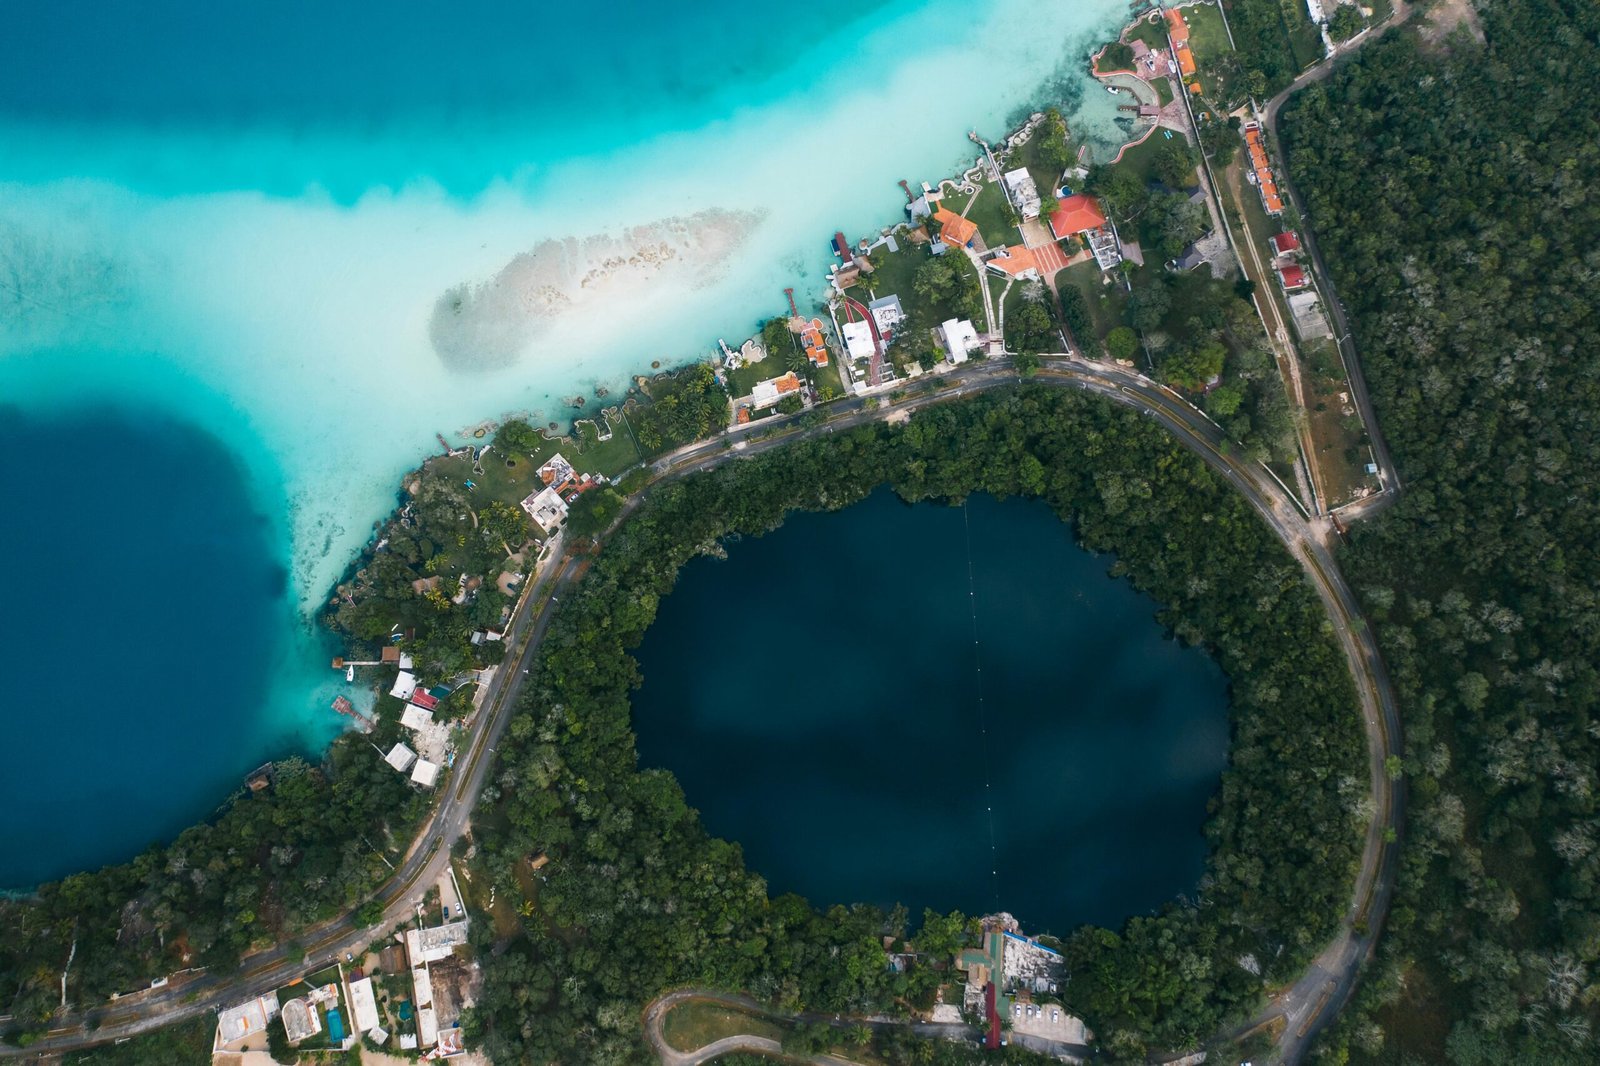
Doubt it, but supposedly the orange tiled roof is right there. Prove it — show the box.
[1178,45,1196,76]
[934,207,979,246]
[991,246,1039,277]
[1165,8,1190,46]
[775,372,801,394]
[1049,194,1107,237]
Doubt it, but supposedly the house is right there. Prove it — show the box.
[1279,263,1309,290]
[1270,231,1301,255]
[799,318,829,366]
[751,372,802,410]
[281,997,322,1045]
[1166,8,1197,76]
[868,294,904,334]
[347,977,381,1034]
[437,1028,466,1057]
[411,758,441,788]
[519,484,568,533]
[389,671,418,701]
[406,921,472,966]
[400,704,433,731]
[933,207,979,247]
[1048,194,1107,239]
[385,742,418,773]
[841,320,876,362]
[409,688,440,712]
[380,645,400,664]
[215,996,279,1048]
[1001,167,1042,219]
[1244,124,1284,214]
[940,318,981,365]
[418,1007,439,1049]
[1170,243,1208,272]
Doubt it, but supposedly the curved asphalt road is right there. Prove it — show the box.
[9,358,1399,1065]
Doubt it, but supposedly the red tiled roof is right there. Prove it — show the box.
[1271,231,1301,254]
[933,207,979,246]
[775,372,801,394]
[1165,8,1190,46]
[410,689,439,711]
[1177,44,1196,76]
[1280,264,1308,290]
[1049,194,1107,238]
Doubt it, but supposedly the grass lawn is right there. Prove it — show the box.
[1127,12,1168,51]
[856,242,944,333]
[1153,74,1174,106]
[1059,260,1126,343]
[1185,2,1234,64]
[958,180,1020,249]
[661,1003,786,1053]
[1110,133,1169,187]
[573,414,642,477]
[725,352,793,399]
[1282,0,1326,69]
[806,356,846,402]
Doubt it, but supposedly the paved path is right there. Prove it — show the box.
[13,358,1400,1065]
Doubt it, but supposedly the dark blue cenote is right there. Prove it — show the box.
[0,407,292,888]
[631,489,1232,935]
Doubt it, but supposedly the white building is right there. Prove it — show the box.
[940,318,981,364]
[389,671,417,701]
[406,921,471,965]
[412,967,433,1008]
[750,372,802,410]
[385,742,418,773]
[215,995,279,1048]
[841,320,876,362]
[400,705,433,731]
[348,976,381,1033]
[1002,167,1042,219]
[411,758,441,788]
[868,294,904,333]
[519,484,568,534]
[418,1006,440,1048]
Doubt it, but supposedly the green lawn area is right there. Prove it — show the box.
[1127,12,1168,51]
[957,180,1020,249]
[1110,133,1169,186]
[1282,0,1326,69]
[1153,74,1174,106]
[662,1002,786,1053]
[854,242,939,332]
[1185,2,1234,64]
[807,355,846,402]
[573,413,642,477]
[1059,260,1126,344]
[725,351,793,399]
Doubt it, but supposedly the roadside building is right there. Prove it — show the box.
[385,742,418,774]
[411,758,441,788]
[405,921,471,965]
[1001,167,1042,219]
[1270,231,1301,256]
[215,995,278,1049]
[1244,123,1285,214]
[347,976,381,1034]
[281,997,322,1045]
[939,318,981,365]
[1279,263,1309,291]
[400,704,433,731]
[409,688,440,712]
[750,371,802,410]
[519,484,568,533]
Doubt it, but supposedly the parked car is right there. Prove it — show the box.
[1051,1008,1060,1022]
[1013,1003,1021,1017]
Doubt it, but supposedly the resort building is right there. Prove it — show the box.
[1166,7,1197,77]
[750,371,802,410]
[409,687,440,712]
[519,484,568,534]
[940,318,981,365]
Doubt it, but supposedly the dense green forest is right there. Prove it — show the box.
[464,386,1366,1063]
[1280,1,1600,1061]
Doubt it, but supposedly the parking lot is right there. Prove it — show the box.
[1008,998,1089,1044]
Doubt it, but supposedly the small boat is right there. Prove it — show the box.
[345,665,355,681]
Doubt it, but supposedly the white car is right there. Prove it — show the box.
[1051,1008,1060,1023]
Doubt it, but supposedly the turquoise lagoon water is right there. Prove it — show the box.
[633,493,1232,934]
[0,0,1129,884]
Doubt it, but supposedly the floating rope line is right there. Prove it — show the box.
[962,500,1002,908]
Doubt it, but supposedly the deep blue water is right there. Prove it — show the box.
[0,408,294,887]
[632,491,1232,935]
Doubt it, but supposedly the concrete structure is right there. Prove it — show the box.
[750,371,802,410]
[519,484,568,533]
[412,967,433,1008]
[215,995,278,1047]
[1002,167,1042,219]
[841,320,876,362]
[400,705,433,731]
[411,758,441,788]
[418,1006,439,1048]
[347,976,381,1033]
[406,920,470,965]
[939,318,981,365]
[437,1027,467,1056]
[281,997,322,1044]
[385,742,418,773]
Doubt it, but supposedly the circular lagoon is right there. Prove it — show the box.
[632,489,1231,935]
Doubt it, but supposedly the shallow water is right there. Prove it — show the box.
[632,492,1231,934]
[0,0,1131,880]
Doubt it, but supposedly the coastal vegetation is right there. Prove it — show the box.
[1279,0,1600,1060]
[464,386,1366,1062]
